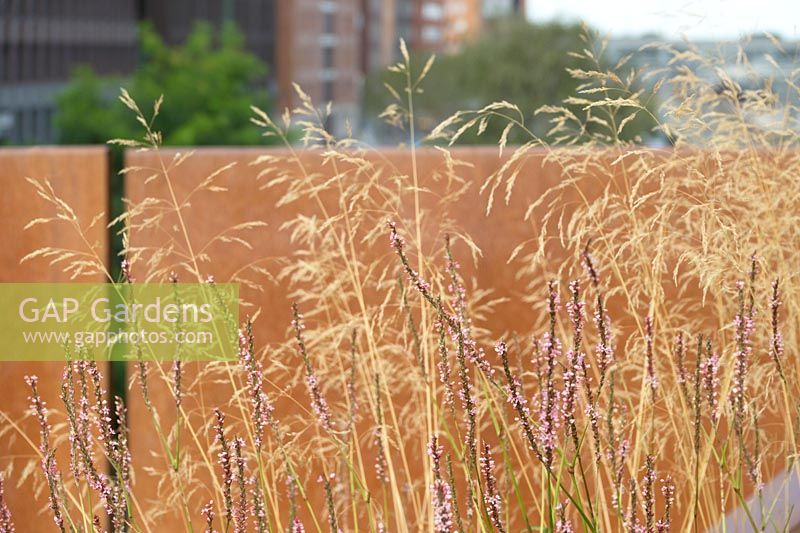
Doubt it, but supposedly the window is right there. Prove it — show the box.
[18,109,28,143]
[17,44,26,81]
[421,26,442,43]
[323,12,335,35]
[322,46,334,69]
[42,107,54,143]
[1,43,9,82]
[323,80,334,103]
[14,111,23,143]
[30,108,39,143]
[421,2,444,20]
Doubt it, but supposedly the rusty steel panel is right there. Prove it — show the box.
[123,147,776,531]
[0,147,109,529]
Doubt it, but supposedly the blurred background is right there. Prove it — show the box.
[0,0,799,147]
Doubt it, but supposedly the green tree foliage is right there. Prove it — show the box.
[56,21,272,146]
[365,19,656,144]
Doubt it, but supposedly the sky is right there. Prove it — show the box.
[526,0,800,41]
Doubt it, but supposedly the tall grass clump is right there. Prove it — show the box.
[4,32,800,532]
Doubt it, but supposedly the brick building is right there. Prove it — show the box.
[275,0,362,136]
[0,0,361,143]
[360,0,525,72]
[139,0,276,71]
[0,0,524,144]
[0,0,139,143]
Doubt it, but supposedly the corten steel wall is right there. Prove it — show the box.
[123,147,582,530]
[123,147,782,529]
[0,147,109,526]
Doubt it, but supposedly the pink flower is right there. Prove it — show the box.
[642,455,656,533]
[25,376,66,532]
[292,304,333,431]
[213,408,233,524]
[479,443,505,533]
[387,220,404,250]
[201,500,216,533]
[428,436,454,532]
[238,321,275,450]
[0,475,15,532]
[373,380,389,484]
[120,259,134,283]
[436,318,456,414]
[556,503,574,533]
[732,280,755,431]
[566,280,585,345]
[673,333,688,399]
[770,279,785,379]
[306,373,332,431]
[657,476,675,532]
[231,438,248,533]
[497,341,538,457]
[538,330,561,468]
[700,350,720,424]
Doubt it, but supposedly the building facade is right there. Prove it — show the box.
[0,0,362,143]
[275,0,362,137]
[0,0,139,143]
[360,0,524,72]
[0,0,525,144]
[140,0,276,73]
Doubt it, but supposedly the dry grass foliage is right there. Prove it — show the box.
[7,34,800,532]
